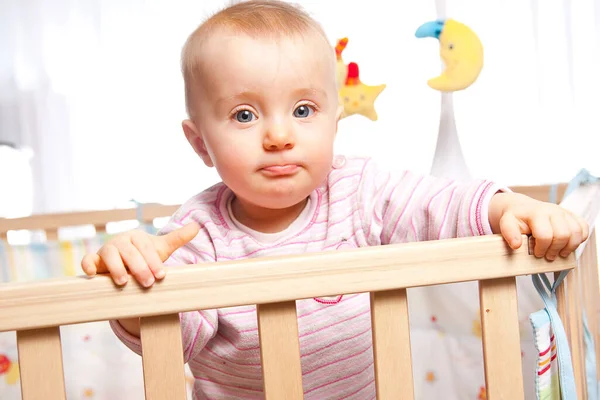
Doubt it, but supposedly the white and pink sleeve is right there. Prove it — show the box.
[358,158,506,245]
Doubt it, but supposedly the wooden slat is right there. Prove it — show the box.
[370,289,414,399]
[566,268,585,399]
[580,233,598,390]
[94,224,107,235]
[140,314,187,400]
[257,301,303,399]
[45,229,58,241]
[17,327,66,400]
[575,264,587,399]
[0,235,576,332]
[580,247,593,350]
[478,278,524,399]
[554,271,569,338]
[587,231,600,382]
[0,203,179,234]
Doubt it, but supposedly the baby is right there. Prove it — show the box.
[81,1,588,398]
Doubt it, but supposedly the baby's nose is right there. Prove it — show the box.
[263,125,295,150]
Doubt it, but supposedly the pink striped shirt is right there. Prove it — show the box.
[110,155,501,399]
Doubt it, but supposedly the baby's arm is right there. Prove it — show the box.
[117,318,142,337]
[359,159,502,244]
[359,159,587,260]
[109,303,218,363]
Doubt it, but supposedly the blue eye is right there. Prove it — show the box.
[235,110,256,123]
[293,105,314,118]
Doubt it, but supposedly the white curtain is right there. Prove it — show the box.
[1,0,599,216]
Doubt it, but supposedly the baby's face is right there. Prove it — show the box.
[191,31,341,210]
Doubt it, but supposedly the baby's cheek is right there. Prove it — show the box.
[213,151,253,188]
[217,145,251,167]
[304,138,334,165]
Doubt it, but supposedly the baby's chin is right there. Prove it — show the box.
[236,183,311,210]
[228,166,329,210]
[253,189,313,210]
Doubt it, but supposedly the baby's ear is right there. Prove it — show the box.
[336,104,344,121]
[182,119,214,167]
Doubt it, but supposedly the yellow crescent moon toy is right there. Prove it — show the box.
[415,19,483,92]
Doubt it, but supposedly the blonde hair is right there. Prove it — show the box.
[181,0,332,118]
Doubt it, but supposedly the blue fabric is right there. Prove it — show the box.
[583,313,598,400]
[532,273,577,399]
[530,308,554,400]
[549,184,559,205]
[564,169,600,197]
[131,200,158,234]
[531,168,600,399]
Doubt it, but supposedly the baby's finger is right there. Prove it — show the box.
[98,244,129,285]
[119,241,156,287]
[559,214,584,258]
[530,215,553,258]
[576,214,590,242]
[156,222,200,261]
[545,213,570,260]
[81,253,101,276]
[131,232,166,280]
[498,212,523,249]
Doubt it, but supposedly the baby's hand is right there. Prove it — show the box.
[488,192,589,260]
[81,222,200,287]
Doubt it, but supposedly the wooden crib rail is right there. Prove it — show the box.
[0,234,575,400]
[0,234,572,332]
[0,203,179,239]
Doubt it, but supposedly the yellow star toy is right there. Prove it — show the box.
[339,62,386,121]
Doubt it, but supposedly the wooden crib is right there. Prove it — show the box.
[0,182,598,400]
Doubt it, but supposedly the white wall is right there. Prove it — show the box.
[1,0,598,214]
